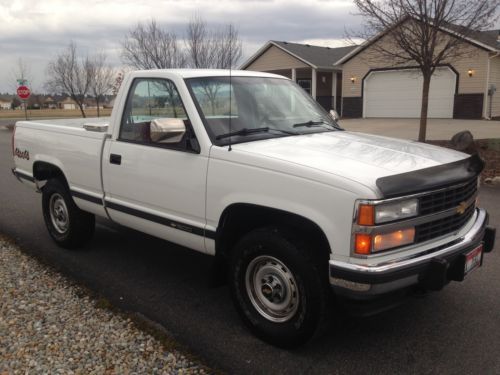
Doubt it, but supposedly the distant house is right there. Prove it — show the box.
[42,96,57,109]
[0,97,12,110]
[58,97,79,110]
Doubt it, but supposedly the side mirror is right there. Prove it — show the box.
[329,109,340,122]
[150,118,186,143]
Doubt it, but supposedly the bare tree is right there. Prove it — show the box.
[184,16,242,115]
[122,19,186,69]
[46,42,92,117]
[351,0,499,141]
[10,57,35,92]
[88,53,115,117]
[121,16,243,70]
[186,15,242,69]
[213,24,243,69]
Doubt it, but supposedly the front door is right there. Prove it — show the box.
[102,77,209,253]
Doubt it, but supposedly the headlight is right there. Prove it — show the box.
[374,199,418,224]
[354,198,419,255]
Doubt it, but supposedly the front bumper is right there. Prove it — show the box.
[329,208,495,298]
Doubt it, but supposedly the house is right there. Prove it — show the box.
[335,23,500,119]
[0,96,12,110]
[58,97,79,110]
[240,41,357,113]
[42,96,57,109]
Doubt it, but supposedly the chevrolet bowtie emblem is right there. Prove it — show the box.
[456,201,468,215]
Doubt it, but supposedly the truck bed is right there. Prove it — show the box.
[13,117,110,217]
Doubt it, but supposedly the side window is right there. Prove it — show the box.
[120,78,188,145]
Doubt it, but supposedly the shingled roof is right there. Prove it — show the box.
[270,41,357,69]
[336,21,500,66]
[465,29,500,50]
[240,41,358,70]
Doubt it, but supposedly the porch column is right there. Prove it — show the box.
[291,68,297,82]
[311,68,317,100]
[331,71,337,110]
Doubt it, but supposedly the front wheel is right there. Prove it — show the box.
[42,179,95,249]
[229,227,330,348]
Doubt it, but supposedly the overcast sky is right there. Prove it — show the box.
[0,0,364,93]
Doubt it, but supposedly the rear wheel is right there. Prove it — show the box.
[229,227,330,348]
[42,179,95,249]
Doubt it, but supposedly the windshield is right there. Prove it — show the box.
[185,76,340,145]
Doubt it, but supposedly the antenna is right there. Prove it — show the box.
[228,24,233,152]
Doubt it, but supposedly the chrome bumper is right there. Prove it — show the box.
[329,208,494,297]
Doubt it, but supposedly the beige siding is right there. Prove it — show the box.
[342,55,371,97]
[450,46,489,94]
[489,56,500,118]
[342,32,489,98]
[245,45,309,71]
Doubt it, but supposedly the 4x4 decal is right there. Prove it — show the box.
[14,148,29,160]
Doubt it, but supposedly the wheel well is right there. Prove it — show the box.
[216,203,331,262]
[33,162,68,187]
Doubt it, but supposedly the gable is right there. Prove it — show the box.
[337,19,498,66]
[245,45,309,71]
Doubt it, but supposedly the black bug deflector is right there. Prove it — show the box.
[376,153,484,199]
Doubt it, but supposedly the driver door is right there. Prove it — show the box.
[102,77,209,253]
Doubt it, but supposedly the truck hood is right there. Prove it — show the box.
[231,131,467,192]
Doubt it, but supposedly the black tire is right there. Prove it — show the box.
[42,178,95,249]
[229,227,331,348]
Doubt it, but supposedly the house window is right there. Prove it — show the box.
[297,79,312,94]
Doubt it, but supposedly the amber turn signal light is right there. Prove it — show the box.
[358,204,375,225]
[354,233,372,254]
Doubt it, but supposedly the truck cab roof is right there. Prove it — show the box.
[130,69,287,79]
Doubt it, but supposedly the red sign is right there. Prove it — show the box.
[17,85,31,100]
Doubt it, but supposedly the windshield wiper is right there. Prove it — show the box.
[216,126,301,141]
[268,128,300,136]
[293,120,333,129]
[216,127,270,140]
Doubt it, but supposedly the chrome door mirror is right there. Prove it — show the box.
[329,109,340,122]
[150,118,186,143]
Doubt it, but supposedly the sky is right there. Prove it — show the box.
[0,0,363,93]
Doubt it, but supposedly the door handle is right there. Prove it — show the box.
[110,154,122,165]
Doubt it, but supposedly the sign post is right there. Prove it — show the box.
[16,84,31,121]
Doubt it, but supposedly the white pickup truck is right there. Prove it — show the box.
[12,69,495,347]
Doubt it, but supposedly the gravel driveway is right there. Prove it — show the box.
[0,236,210,374]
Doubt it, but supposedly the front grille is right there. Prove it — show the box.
[415,203,475,243]
[419,178,477,216]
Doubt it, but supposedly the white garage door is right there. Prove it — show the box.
[363,67,456,118]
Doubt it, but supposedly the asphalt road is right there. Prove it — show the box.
[1,127,499,374]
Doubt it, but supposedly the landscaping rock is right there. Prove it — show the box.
[0,237,211,374]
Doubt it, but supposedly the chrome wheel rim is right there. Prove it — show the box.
[49,193,69,234]
[245,255,299,323]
